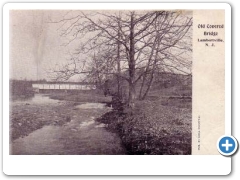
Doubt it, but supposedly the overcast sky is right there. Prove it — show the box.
[9,10,192,81]
[10,10,73,81]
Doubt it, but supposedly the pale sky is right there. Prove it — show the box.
[10,10,74,81]
[9,10,192,81]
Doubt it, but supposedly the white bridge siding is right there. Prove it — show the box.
[32,84,96,90]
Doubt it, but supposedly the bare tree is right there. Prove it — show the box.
[49,10,192,108]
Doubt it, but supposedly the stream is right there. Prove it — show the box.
[10,94,126,155]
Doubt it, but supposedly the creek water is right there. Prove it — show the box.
[10,94,126,155]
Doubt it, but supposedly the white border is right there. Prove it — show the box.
[3,3,231,175]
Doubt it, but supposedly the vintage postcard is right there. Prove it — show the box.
[3,3,231,175]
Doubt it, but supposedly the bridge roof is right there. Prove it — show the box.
[32,81,95,85]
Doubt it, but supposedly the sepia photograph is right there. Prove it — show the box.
[9,9,193,155]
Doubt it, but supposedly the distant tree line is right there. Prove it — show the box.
[10,79,34,97]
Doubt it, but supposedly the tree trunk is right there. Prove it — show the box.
[117,19,122,99]
[128,81,136,108]
[138,34,158,100]
[138,73,146,99]
[128,12,136,108]
[141,68,155,100]
[142,44,160,100]
[142,21,161,100]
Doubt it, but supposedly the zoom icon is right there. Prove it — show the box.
[217,135,238,156]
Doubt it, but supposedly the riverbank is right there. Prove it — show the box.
[49,91,192,155]
[10,91,111,142]
[10,99,73,141]
[10,94,126,155]
[97,98,192,155]
[49,90,112,103]
[11,90,191,154]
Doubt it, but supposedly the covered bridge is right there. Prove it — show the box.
[32,82,96,93]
